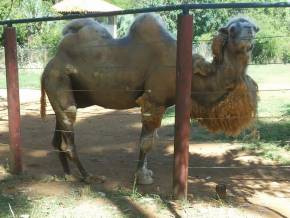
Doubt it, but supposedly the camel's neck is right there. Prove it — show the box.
[191,49,251,107]
[222,49,250,77]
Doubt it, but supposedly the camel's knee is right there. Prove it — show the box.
[63,105,77,125]
[136,94,165,130]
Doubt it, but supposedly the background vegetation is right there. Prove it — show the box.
[0,0,289,64]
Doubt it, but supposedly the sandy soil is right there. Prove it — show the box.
[0,89,290,218]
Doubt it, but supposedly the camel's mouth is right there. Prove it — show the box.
[232,41,254,53]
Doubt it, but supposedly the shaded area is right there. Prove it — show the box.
[0,175,34,218]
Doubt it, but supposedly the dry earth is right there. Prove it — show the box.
[0,89,290,217]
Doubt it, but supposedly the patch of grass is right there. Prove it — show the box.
[243,141,290,164]
[248,64,290,86]
[0,192,32,218]
[0,69,41,89]
[0,174,34,218]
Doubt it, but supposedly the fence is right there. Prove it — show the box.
[0,47,49,70]
[0,2,290,200]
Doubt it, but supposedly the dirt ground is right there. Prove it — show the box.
[0,89,290,218]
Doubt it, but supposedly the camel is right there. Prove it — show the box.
[40,14,259,185]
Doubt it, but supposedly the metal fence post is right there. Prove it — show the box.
[173,10,193,200]
[4,26,22,174]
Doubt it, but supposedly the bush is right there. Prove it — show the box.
[251,11,290,64]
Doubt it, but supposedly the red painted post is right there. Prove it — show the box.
[4,26,22,174]
[173,11,193,200]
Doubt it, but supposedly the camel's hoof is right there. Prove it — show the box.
[136,168,154,185]
[83,175,106,184]
[64,174,78,182]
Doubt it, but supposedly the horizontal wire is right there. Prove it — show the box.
[248,62,290,65]
[22,149,290,169]
[194,35,290,42]
[0,67,44,70]
[18,108,290,117]
[0,34,286,49]
[10,112,290,120]
[1,142,290,170]
[10,88,289,93]
[46,117,290,133]
[1,62,290,70]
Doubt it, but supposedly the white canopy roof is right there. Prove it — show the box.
[52,0,122,13]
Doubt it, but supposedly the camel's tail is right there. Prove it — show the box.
[40,74,46,120]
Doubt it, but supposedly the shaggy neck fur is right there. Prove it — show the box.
[191,42,252,107]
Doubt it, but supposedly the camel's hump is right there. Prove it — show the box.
[62,18,112,41]
[129,13,175,42]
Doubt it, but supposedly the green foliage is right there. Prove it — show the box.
[116,14,134,37]
[248,8,290,63]
[0,0,289,63]
[107,0,134,9]
[134,0,290,63]
[0,0,62,50]
[10,0,62,48]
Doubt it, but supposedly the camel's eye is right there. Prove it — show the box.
[229,26,236,34]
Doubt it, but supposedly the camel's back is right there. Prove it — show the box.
[44,15,177,109]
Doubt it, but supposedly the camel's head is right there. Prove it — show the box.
[212,17,259,63]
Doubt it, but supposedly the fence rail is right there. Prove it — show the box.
[0,2,290,26]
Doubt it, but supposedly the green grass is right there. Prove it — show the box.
[0,69,41,89]
[243,141,290,164]
[162,64,290,164]
[0,175,33,218]
[248,64,290,117]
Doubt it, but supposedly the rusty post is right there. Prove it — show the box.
[4,26,22,174]
[173,10,193,200]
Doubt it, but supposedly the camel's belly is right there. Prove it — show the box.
[74,89,140,109]
[71,73,143,109]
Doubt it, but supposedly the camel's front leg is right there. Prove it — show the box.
[136,94,165,185]
[136,126,156,185]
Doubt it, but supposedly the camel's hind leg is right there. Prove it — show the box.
[56,105,89,179]
[52,120,70,175]
[45,74,89,179]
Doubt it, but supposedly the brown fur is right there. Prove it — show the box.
[40,74,46,119]
[191,75,258,135]
[136,93,165,130]
[192,54,214,76]
[212,34,226,64]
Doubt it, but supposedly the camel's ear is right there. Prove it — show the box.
[254,26,260,33]
[218,27,228,35]
[212,33,226,64]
